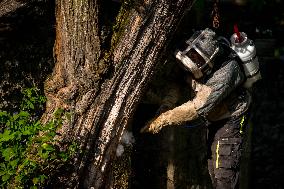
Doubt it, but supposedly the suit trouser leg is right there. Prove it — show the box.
[208,115,247,189]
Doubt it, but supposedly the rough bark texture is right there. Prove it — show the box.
[0,0,28,17]
[43,0,194,188]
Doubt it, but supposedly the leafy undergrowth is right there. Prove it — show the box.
[0,88,78,188]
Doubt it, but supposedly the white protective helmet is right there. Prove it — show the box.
[175,28,220,79]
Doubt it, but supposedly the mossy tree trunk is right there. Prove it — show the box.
[42,0,195,188]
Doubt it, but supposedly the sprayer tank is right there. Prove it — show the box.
[230,32,261,88]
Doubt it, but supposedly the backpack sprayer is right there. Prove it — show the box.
[230,24,261,88]
[175,27,261,88]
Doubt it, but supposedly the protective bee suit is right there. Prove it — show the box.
[141,28,259,189]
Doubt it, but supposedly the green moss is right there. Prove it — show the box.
[110,0,134,53]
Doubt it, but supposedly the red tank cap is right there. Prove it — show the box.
[234,24,243,43]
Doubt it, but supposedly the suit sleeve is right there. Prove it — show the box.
[195,59,245,117]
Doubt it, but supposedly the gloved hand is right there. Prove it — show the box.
[140,112,170,134]
[140,79,217,134]
[140,99,200,134]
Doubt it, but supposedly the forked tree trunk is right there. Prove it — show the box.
[42,0,194,188]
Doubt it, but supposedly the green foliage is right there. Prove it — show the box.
[0,88,78,188]
[20,88,46,111]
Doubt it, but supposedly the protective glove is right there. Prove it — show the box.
[140,83,211,134]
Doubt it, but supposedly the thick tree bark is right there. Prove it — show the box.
[0,0,28,17]
[43,0,195,188]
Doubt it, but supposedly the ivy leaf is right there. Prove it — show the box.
[0,111,9,125]
[2,148,15,161]
[22,129,32,136]
[0,130,14,142]
[28,101,35,110]
[1,174,10,182]
[41,143,54,152]
[9,158,19,169]
[0,163,6,176]
[18,111,30,118]
[13,111,30,121]
[39,152,49,159]
[18,119,26,126]
[32,177,39,185]
[39,174,47,183]
[0,111,9,119]
[59,152,68,162]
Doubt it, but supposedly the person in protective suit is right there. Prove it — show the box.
[141,28,258,189]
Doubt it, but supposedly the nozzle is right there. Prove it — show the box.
[234,24,243,43]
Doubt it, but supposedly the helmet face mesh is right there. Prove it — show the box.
[175,28,219,79]
[185,48,206,68]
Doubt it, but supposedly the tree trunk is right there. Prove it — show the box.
[42,0,195,188]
